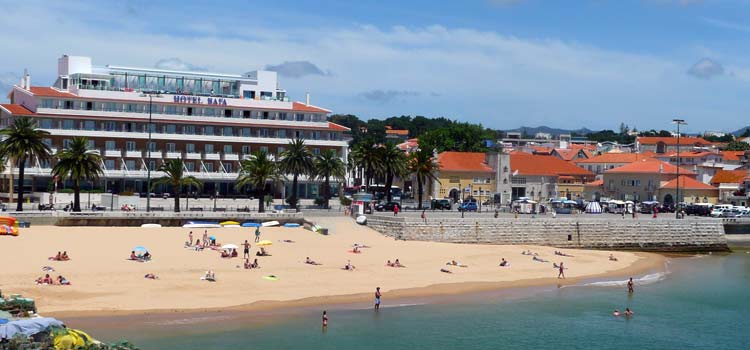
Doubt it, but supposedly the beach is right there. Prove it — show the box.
[0,217,663,316]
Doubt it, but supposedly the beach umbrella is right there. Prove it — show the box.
[221,244,239,250]
[257,240,273,246]
[209,236,216,240]
[585,201,603,214]
[133,246,148,252]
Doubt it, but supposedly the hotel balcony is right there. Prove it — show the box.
[241,154,253,160]
[145,150,163,159]
[204,152,221,161]
[222,153,239,161]
[48,147,58,155]
[185,152,202,160]
[125,150,143,158]
[104,149,122,157]
[165,151,182,159]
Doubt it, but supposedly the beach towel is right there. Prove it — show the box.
[263,275,279,281]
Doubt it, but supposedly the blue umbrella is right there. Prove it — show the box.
[209,236,216,240]
[133,246,148,252]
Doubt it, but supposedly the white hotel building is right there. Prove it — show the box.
[1,55,349,198]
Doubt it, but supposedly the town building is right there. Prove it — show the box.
[0,55,350,199]
[385,126,409,142]
[602,158,696,203]
[636,136,714,154]
[508,153,594,202]
[710,169,750,206]
[433,152,495,204]
[575,152,655,176]
[658,175,719,204]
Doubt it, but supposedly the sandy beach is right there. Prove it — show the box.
[0,217,663,316]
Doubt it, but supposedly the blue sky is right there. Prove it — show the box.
[1,0,750,133]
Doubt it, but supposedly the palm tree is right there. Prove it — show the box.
[313,149,345,209]
[279,138,314,210]
[378,143,408,202]
[350,139,381,193]
[409,148,440,210]
[51,137,103,212]
[236,150,283,213]
[152,159,202,212]
[0,117,51,211]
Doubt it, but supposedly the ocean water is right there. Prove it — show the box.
[93,253,750,350]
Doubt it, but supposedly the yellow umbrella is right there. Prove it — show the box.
[257,240,273,246]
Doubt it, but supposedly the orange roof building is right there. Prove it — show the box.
[575,152,655,175]
[658,176,719,204]
[510,154,593,177]
[434,152,495,202]
[637,136,715,154]
[710,170,748,185]
[438,152,493,173]
[604,158,695,176]
[602,158,700,202]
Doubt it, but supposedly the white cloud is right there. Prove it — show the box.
[0,2,745,129]
[154,58,207,71]
[359,90,420,103]
[687,58,724,79]
[701,17,750,33]
[264,61,328,78]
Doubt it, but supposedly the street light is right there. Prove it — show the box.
[479,186,482,212]
[673,118,687,219]
[140,92,161,212]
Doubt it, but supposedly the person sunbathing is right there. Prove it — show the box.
[49,252,62,261]
[283,239,295,243]
[394,259,405,268]
[42,266,55,272]
[142,251,151,261]
[609,254,618,261]
[202,270,216,281]
[61,252,69,261]
[532,256,548,263]
[386,260,394,267]
[343,260,356,271]
[144,273,158,279]
[440,268,452,274]
[256,247,270,256]
[129,251,138,260]
[231,249,238,258]
[251,259,260,269]
[446,260,468,267]
[42,274,54,284]
[305,257,321,265]
[244,258,251,269]
[353,246,360,253]
[221,250,230,258]
[499,258,510,267]
[57,275,71,285]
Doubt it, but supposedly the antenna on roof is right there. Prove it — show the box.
[306,92,310,106]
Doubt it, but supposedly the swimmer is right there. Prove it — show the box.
[625,308,633,317]
[613,309,620,317]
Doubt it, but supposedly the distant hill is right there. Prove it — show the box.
[731,126,750,137]
[504,126,593,137]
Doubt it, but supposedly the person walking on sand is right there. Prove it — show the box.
[188,231,194,246]
[627,277,634,294]
[558,262,565,279]
[421,210,426,223]
[375,287,382,310]
[255,227,261,243]
[393,204,399,216]
[202,230,209,247]
[243,240,251,259]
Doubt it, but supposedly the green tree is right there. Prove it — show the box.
[724,140,750,151]
[740,128,750,138]
[236,150,283,213]
[350,139,382,192]
[51,137,103,212]
[313,149,346,209]
[152,158,202,212]
[377,143,408,202]
[279,138,314,210]
[409,148,440,210]
[0,117,51,211]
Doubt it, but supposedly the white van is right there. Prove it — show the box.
[710,204,732,217]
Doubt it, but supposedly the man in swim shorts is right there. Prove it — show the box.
[375,287,382,310]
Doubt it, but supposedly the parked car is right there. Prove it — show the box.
[685,203,713,216]
[458,202,478,212]
[431,199,451,210]
[710,204,733,218]
[375,201,401,212]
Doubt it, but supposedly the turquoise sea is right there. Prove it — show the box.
[81,253,750,350]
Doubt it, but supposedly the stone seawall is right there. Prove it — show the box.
[367,216,728,251]
[8,212,304,227]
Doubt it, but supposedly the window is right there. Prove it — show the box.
[260,129,269,137]
[185,162,195,171]
[223,163,233,173]
[242,110,251,118]
[126,141,136,151]
[41,99,54,108]
[148,160,156,171]
[474,177,491,184]
[295,113,305,121]
[105,159,115,169]
[64,100,73,109]
[205,163,214,172]
[42,138,52,146]
[147,142,156,151]
[312,131,320,140]
[277,146,285,154]
[166,143,176,152]
[103,121,117,131]
[186,143,195,153]
[204,126,214,135]
[63,139,73,148]
[125,122,137,132]
[165,106,177,115]
[223,127,233,136]
[241,128,251,137]
[260,146,268,153]
[313,148,320,155]
[62,120,76,130]
[262,111,269,119]
[105,141,116,150]
[278,130,286,138]
[39,119,53,129]
[223,145,233,154]
[125,160,136,170]
[86,101,93,110]
[165,125,177,134]
[184,125,195,134]
[126,104,137,112]
[205,144,214,153]
[279,112,287,120]
[511,177,527,184]
[241,145,251,154]
[187,107,193,116]
[224,109,232,118]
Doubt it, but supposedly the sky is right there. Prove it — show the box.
[1,0,749,133]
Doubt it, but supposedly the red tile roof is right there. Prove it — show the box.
[637,136,712,146]
[510,154,594,177]
[28,86,75,98]
[0,104,33,115]
[438,152,493,173]
[576,152,655,164]
[554,148,589,161]
[660,176,717,190]
[661,151,717,158]
[291,102,330,113]
[327,122,350,131]
[585,179,604,187]
[386,129,409,136]
[604,158,695,175]
[721,151,747,162]
[531,146,553,154]
[710,170,748,184]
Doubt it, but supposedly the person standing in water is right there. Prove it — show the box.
[627,277,634,294]
[322,310,328,328]
[375,287,382,310]
[558,262,565,279]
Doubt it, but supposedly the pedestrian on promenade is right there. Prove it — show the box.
[393,204,399,216]
[421,210,426,222]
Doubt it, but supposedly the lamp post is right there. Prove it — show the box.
[673,118,687,219]
[479,186,482,212]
